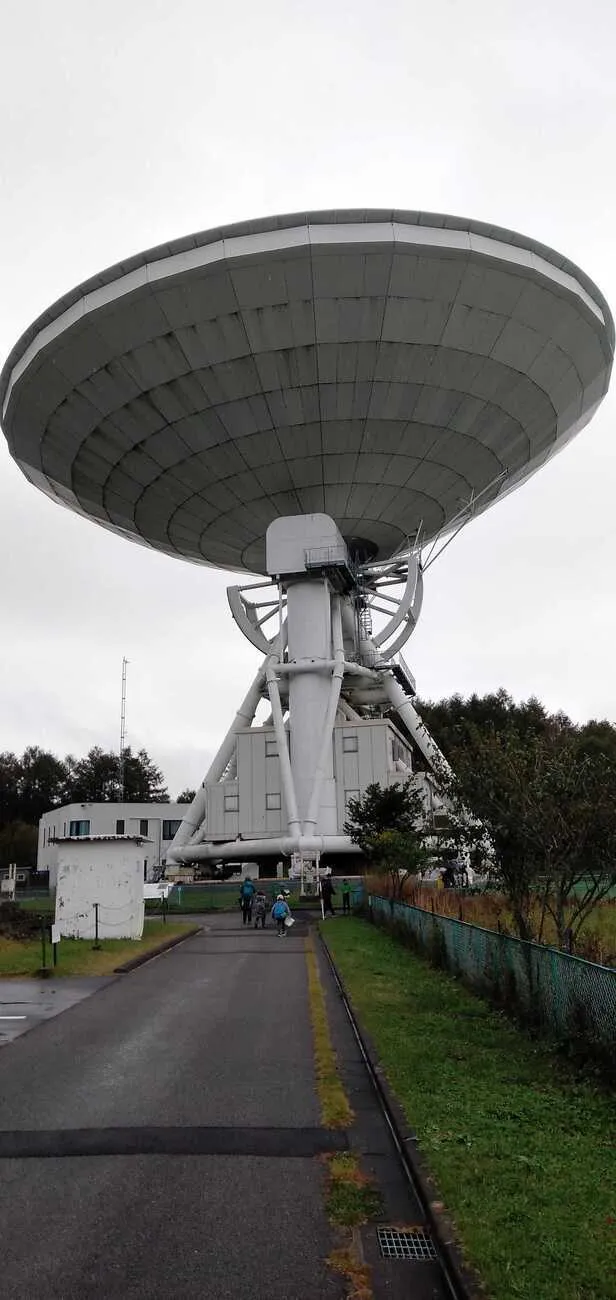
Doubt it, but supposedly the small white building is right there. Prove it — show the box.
[38,802,185,888]
[55,836,145,940]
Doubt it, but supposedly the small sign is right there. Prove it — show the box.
[51,924,61,946]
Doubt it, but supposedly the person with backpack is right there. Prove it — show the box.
[271,893,291,937]
[321,875,336,916]
[239,876,255,925]
[253,889,267,929]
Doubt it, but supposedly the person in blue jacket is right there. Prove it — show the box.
[271,893,291,937]
[239,876,256,925]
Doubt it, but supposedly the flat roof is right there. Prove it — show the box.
[1,209,612,572]
[54,834,151,844]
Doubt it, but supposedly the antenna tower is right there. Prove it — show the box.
[119,656,128,801]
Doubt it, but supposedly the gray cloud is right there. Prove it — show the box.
[1,0,615,796]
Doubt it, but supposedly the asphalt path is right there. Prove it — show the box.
[0,914,342,1299]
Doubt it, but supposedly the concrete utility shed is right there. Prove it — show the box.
[54,836,146,940]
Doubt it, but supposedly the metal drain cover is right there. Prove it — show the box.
[377,1226,437,1261]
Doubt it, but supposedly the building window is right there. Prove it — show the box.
[116,819,125,835]
[391,736,410,765]
[345,789,360,812]
[266,792,281,811]
[224,795,239,813]
[69,819,90,837]
[343,734,358,753]
[265,736,278,757]
[43,828,46,847]
[139,818,148,836]
[162,819,182,840]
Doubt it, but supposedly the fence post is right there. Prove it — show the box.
[39,918,49,976]
[92,903,101,950]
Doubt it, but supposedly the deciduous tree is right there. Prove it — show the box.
[344,780,429,897]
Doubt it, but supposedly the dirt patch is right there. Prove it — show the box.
[0,902,42,940]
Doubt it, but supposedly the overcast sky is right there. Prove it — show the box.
[1,0,615,798]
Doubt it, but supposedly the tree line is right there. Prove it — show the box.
[345,689,616,951]
[0,745,195,871]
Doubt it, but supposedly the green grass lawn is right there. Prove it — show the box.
[0,920,194,977]
[17,886,308,920]
[323,918,616,1300]
[17,895,55,913]
[146,886,308,915]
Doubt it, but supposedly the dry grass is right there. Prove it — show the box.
[304,932,354,1129]
[327,1237,373,1300]
[325,1152,384,1225]
[365,873,616,965]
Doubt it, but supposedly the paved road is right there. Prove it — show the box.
[0,915,342,1299]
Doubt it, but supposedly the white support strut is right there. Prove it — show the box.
[167,514,452,870]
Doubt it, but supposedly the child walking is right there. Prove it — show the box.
[253,890,267,929]
[271,893,291,937]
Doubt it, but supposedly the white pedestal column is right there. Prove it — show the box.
[285,578,337,834]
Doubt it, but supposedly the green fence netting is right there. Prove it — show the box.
[364,893,616,1057]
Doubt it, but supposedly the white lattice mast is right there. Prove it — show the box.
[119,656,128,802]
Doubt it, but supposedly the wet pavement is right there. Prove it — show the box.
[0,977,114,1045]
[0,914,340,1300]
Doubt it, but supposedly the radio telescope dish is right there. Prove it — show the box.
[1,209,612,575]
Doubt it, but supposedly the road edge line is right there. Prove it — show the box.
[114,926,202,972]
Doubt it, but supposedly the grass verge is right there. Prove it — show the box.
[305,933,376,1298]
[0,921,193,977]
[325,1152,384,1226]
[304,932,354,1129]
[322,918,616,1300]
[327,1238,373,1300]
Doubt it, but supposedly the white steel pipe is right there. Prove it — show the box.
[265,664,302,838]
[274,659,380,679]
[170,834,357,863]
[303,597,345,835]
[167,657,273,858]
[337,699,363,722]
[381,670,452,777]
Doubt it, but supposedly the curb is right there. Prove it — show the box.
[319,928,484,1300]
[114,926,202,973]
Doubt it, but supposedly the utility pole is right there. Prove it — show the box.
[119,657,128,801]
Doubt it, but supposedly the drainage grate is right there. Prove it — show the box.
[377,1226,437,1261]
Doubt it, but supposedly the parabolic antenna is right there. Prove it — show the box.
[2,211,613,876]
[1,209,613,574]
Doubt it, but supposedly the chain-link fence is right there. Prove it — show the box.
[363,892,616,1070]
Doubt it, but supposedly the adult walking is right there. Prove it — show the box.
[321,875,336,916]
[239,876,255,925]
